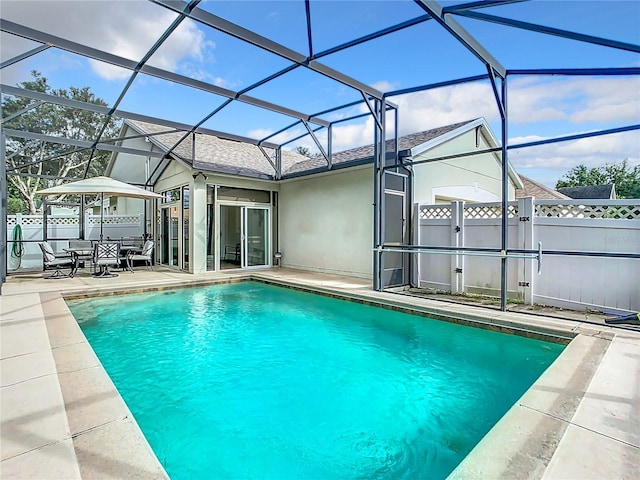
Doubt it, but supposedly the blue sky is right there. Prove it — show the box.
[1,0,639,187]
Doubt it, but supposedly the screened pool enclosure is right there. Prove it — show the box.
[1,0,639,310]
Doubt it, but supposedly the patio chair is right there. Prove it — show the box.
[121,236,144,249]
[38,241,75,279]
[93,242,120,278]
[126,240,154,272]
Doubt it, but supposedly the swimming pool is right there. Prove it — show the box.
[68,281,564,479]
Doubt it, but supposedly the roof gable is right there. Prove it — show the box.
[124,120,309,179]
[557,184,616,199]
[516,176,571,200]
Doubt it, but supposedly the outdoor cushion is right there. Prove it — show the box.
[39,242,56,262]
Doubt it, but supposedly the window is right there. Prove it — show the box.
[162,188,181,203]
[217,187,270,203]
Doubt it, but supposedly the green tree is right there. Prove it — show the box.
[2,71,120,213]
[294,145,322,159]
[556,160,640,199]
[294,146,312,157]
[7,197,26,214]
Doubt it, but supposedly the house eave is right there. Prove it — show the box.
[281,157,374,180]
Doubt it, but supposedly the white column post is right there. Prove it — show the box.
[459,201,465,294]
[191,175,208,274]
[413,203,420,287]
[522,196,535,304]
[450,201,465,294]
[517,196,535,304]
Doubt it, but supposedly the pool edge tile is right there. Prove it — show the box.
[41,291,169,480]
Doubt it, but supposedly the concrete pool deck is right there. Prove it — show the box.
[1,267,638,478]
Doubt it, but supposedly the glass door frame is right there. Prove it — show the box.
[159,203,181,269]
[216,201,272,271]
[243,206,270,269]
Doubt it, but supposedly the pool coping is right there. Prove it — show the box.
[2,271,638,478]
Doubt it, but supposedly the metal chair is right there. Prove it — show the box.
[126,240,154,272]
[93,242,120,277]
[38,241,75,279]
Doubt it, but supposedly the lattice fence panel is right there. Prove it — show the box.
[89,215,141,224]
[419,205,452,220]
[464,203,518,219]
[535,203,640,219]
[8,215,44,226]
[47,217,79,225]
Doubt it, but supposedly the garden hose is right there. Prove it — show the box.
[10,224,25,269]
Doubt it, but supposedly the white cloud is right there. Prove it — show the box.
[246,128,275,140]
[295,76,640,161]
[508,76,640,124]
[508,131,640,174]
[391,82,500,134]
[275,119,377,155]
[371,80,399,92]
[1,1,217,82]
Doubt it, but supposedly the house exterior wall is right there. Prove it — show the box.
[106,123,518,280]
[412,128,517,204]
[277,130,518,280]
[155,166,278,274]
[154,160,192,193]
[279,167,373,279]
[108,126,163,185]
[115,197,145,215]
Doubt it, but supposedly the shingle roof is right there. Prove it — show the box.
[282,120,474,176]
[126,120,308,179]
[125,118,477,180]
[516,176,571,200]
[557,184,616,199]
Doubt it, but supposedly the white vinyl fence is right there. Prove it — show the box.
[415,197,640,313]
[6,213,144,271]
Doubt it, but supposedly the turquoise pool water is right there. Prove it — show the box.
[68,282,563,479]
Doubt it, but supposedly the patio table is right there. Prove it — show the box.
[65,245,144,275]
[64,248,94,276]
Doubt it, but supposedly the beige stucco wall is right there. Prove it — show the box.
[279,167,373,279]
[156,168,278,274]
[277,127,519,280]
[154,160,192,193]
[108,126,163,185]
[412,127,517,204]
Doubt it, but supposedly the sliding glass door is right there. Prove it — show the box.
[219,205,242,270]
[160,205,179,267]
[245,207,269,267]
[218,204,270,270]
